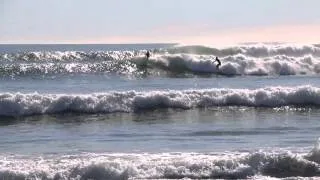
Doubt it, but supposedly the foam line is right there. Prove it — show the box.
[1,85,320,116]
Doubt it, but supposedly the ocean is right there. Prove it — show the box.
[1,43,320,179]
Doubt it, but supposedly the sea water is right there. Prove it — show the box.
[1,43,320,179]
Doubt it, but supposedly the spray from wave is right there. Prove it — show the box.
[1,43,320,77]
[1,85,320,117]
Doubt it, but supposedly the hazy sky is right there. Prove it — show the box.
[1,0,320,44]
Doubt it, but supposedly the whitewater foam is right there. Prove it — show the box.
[165,44,320,57]
[1,44,320,77]
[1,147,320,179]
[1,85,320,116]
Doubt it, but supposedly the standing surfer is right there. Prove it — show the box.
[214,56,221,69]
[145,50,151,60]
[140,50,151,74]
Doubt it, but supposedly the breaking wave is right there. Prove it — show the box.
[1,43,320,77]
[1,138,320,179]
[166,43,320,57]
[1,85,320,117]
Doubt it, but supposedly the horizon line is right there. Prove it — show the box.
[0,42,179,45]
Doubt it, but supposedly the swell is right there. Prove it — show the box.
[1,85,320,117]
[1,44,320,77]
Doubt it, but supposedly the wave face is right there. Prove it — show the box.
[1,85,320,117]
[1,143,320,179]
[1,43,320,77]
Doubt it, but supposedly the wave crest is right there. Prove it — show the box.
[1,44,320,77]
[1,146,320,179]
[1,86,320,116]
[165,44,320,57]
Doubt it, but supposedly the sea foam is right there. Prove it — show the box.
[1,44,320,77]
[1,147,320,179]
[1,85,320,116]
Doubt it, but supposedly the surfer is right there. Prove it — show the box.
[214,56,221,69]
[145,50,151,60]
[140,50,150,73]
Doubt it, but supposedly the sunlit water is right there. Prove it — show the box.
[1,44,320,179]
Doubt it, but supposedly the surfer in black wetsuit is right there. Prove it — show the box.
[145,50,151,60]
[214,56,221,69]
[139,50,151,74]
